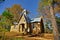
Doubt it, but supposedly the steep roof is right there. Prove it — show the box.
[25,15,31,23]
[18,9,43,24]
[18,9,31,23]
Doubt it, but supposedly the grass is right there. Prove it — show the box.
[0,36,23,40]
[0,32,54,40]
[5,37,23,40]
[0,32,23,40]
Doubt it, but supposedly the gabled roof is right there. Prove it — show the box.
[25,15,31,23]
[18,9,43,23]
[19,11,31,23]
[31,17,42,23]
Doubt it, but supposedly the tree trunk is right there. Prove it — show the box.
[50,5,59,40]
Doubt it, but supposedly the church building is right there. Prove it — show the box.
[10,9,44,35]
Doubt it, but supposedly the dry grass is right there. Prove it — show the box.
[0,32,54,40]
[44,33,54,39]
[5,32,21,37]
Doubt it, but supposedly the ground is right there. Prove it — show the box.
[0,32,53,40]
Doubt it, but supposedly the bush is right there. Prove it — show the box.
[0,26,8,32]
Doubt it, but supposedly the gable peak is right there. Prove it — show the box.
[22,9,27,15]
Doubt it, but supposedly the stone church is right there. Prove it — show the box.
[10,9,44,34]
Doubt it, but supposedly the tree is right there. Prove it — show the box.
[2,11,13,20]
[0,0,5,1]
[56,17,60,25]
[6,4,23,22]
[0,4,24,31]
[56,17,60,33]
[0,11,14,31]
[45,21,53,33]
[38,0,60,40]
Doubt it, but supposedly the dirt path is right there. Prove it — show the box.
[5,32,54,40]
[24,37,53,40]
[16,36,53,40]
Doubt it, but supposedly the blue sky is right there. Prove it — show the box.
[0,0,40,18]
[0,0,60,18]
